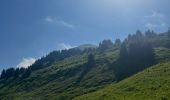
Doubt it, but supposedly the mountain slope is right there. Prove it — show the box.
[75,61,170,100]
[0,30,169,100]
[0,45,119,100]
[1,46,169,100]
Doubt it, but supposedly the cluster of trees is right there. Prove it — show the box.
[145,29,170,48]
[114,39,121,46]
[114,30,156,80]
[30,48,82,71]
[77,53,95,83]
[0,48,83,80]
[1,29,169,81]
[0,67,30,80]
[98,40,114,52]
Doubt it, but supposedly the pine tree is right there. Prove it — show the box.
[14,68,20,78]
[115,39,121,46]
[119,42,128,62]
[87,53,95,67]
[22,69,31,78]
[0,69,6,79]
[77,54,95,83]
[98,40,114,52]
[5,68,15,79]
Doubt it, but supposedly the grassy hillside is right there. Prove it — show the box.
[75,62,170,100]
[0,31,169,100]
[0,46,119,100]
[0,47,169,100]
[155,47,170,63]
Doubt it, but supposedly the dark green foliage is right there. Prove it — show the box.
[77,54,95,83]
[145,30,156,38]
[144,30,170,48]
[0,69,6,79]
[114,31,155,80]
[0,44,118,99]
[98,40,114,52]
[22,68,31,78]
[0,30,170,100]
[0,67,28,80]
[75,62,170,100]
[30,48,82,71]
[119,42,128,62]
[87,54,95,67]
[114,38,121,46]
[3,68,15,79]
[14,68,20,78]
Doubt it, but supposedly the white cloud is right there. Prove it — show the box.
[145,11,164,18]
[144,11,167,30]
[44,16,75,28]
[44,16,54,23]
[58,20,75,28]
[17,58,36,68]
[58,43,75,50]
[145,23,157,30]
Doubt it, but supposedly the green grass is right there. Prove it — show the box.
[0,46,169,100]
[155,47,170,62]
[74,62,170,100]
[0,47,119,100]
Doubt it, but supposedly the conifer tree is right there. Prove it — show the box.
[0,69,6,79]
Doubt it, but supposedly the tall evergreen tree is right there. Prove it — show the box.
[77,54,95,83]
[14,68,20,78]
[98,40,114,52]
[87,53,95,67]
[22,68,31,78]
[115,34,155,80]
[114,42,129,80]
[119,42,128,62]
[5,68,15,79]
[145,30,155,38]
[0,69,6,79]
[115,39,121,47]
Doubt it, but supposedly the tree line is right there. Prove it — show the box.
[0,67,30,80]
[1,29,170,81]
[114,30,156,80]
[0,48,82,80]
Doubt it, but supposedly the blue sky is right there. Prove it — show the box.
[0,0,170,71]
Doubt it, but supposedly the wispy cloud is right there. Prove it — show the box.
[58,20,75,28]
[145,11,164,18]
[145,22,166,30]
[44,16,75,28]
[145,23,157,30]
[16,58,36,68]
[44,16,54,23]
[58,43,75,50]
[144,11,167,30]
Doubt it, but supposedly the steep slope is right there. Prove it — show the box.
[0,44,119,100]
[75,61,170,100]
[0,31,169,100]
[0,47,169,100]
